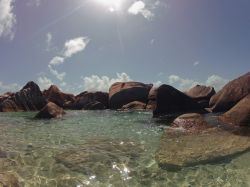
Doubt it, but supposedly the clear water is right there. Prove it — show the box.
[0,111,249,187]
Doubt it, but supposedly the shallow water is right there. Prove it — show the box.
[0,111,249,187]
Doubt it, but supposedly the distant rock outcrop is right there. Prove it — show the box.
[109,82,152,109]
[121,101,146,110]
[185,85,215,108]
[66,91,109,110]
[153,85,206,117]
[0,81,47,112]
[43,85,75,108]
[35,102,65,119]
[209,72,250,112]
[219,94,250,126]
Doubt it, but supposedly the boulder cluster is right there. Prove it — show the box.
[0,72,249,123]
[0,72,249,172]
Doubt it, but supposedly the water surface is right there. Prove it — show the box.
[0,111,249,187]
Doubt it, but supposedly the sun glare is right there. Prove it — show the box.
[95,0,124,12]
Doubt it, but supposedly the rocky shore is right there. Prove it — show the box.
[0,71,249,183]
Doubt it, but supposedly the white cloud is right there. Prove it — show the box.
[47,36,90,84]
[63,37,90,58]
[0,81,20,93]
[49,56,64,66]
[193,61,200,66]
[81,72,132,92]
[46,32,52,50]
[206,75,228,91]
[48,65,66,82]
[37,76,53,90]
[128,1,154,20]
[167,75,201,91]
[159,74,228,91]
[0,0,16,39]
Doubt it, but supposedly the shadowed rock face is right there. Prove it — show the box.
[155,114,250,170]
[209,72,250,112]
[0,173,20,187]
[146,87,158,110]
[0,81,47,112]
[109,82,153,110]
[66,91,109,110]
[219,94,250,126]
[153,85,205,117]
[43,85,75,108]
[35,102,65,119]
[121,101,146,110]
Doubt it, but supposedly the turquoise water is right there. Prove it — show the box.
[0,111,250,187]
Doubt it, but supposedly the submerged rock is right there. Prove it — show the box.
[209,72,250,112]
[153,85,206,117]
[121,101,146,110]
[43,85,75,108]
[55,138,144,179]
[35,102,65,119]
[109,82,152,109]
[171,113,212,133]
[0,173,20,187]
[156,115,250,170]
[219,94,250,126]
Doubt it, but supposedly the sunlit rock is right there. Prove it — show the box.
[35,102,65,119]
[109,82,152,109]
[209,72,250,112]
[219,94,250,126]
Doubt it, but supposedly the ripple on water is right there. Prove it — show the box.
[0,111,249,187]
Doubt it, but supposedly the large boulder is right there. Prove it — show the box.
[185,85,215,108]
[153,85,205,117]
[35,102,65,119]
[121,101,146,110]
[0,173,20,187]
[0,81,47,112]
[109,82,153,109]
[43,85,75,108]
[209,72,250,112]
[219,94,250,126]
[66,91,108,110]
[156,114,250,170]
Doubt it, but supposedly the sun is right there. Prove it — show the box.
[95,0,124,12]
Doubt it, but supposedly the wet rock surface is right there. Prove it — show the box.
[156,116,250,170]
[35,102,65,119]
[121,101,146,110]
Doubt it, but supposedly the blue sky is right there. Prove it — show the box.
[0,0,250,94]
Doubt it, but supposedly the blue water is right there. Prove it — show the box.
[0,111,249,187]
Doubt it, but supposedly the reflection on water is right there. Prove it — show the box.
[0,111,249,187]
